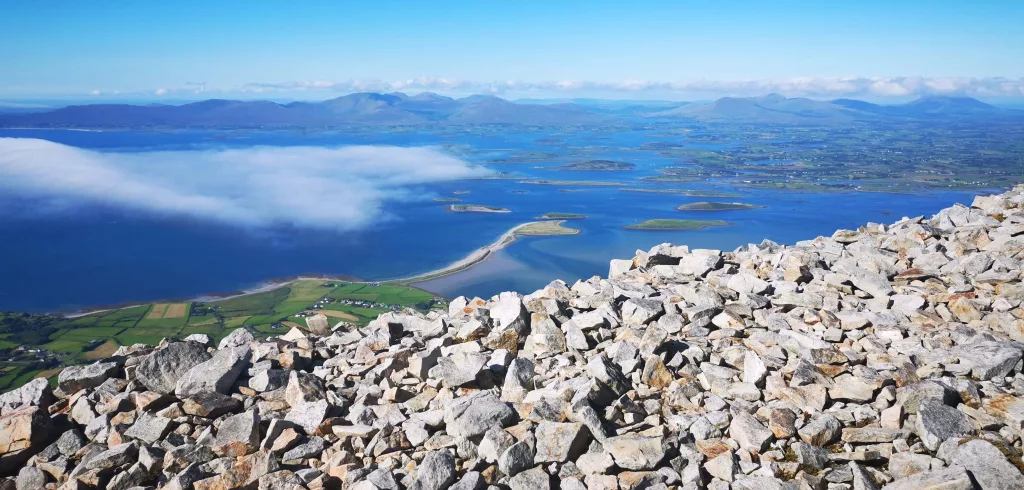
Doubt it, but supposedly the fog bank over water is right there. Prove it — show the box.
[0,138,488,230]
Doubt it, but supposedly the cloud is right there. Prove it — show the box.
[0,138,489,230]
[229,76,1024,98]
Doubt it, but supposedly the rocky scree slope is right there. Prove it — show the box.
[5,188,1024,490]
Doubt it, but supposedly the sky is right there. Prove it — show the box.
[1,0,1023,101]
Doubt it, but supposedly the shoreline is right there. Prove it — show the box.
[62,221,551,319]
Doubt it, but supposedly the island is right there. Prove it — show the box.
[619,188,745,198]
[536,212,587,219]
[518,179,626,186]
[452,190,471,195]
[623,219,730,230]
[676,201,762,211]
[433,197,462,202]
[514,220,581,236]
[448,204,512,213]
[557,159,636,171]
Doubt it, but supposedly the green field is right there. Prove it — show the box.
[1,279,444,391]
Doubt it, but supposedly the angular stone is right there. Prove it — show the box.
[285,400,329,435]
[0,406,52,472]
[641,355,673,389]
[57,362,120,394]
[497,440,533,477]
[175,345,252,397]
[705,450,735,482]
[729,411,773,453]
[136,341,212,394]
[587,354,631,396]
[604,434,665,470]
[123,412,172,444]
[509,467,551,490]
[915,399,974,451]
[880,466,974,490]
[305,313,331,335]
[534,422,589,463]
[0,378,55,412]
[194,450,278,490]
[444,392,516,438]
[218,328,255,350]
[411,450,455,490]
[216,410,260,455]
[431,352,487,388]
[951,439,1021,490]
[183,391,242,418]
[798,413,841,446]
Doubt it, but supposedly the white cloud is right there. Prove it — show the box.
[154,88,168,96]
[228,76,1024,98]
[0,138,489,230]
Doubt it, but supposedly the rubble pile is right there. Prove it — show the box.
[5,187,1024,489]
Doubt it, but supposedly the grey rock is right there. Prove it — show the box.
[729,411,773,452]
[880,466,975,490]
[284,399,329,435]
[508,466,551,490]
[123,412,172,444]
[0,378,55,412]
[411,450,456,490]
[915,399,974,451]
[950,438,1020,490]
[135,341,212,394]
[282,436,325,461]
[497,440,534,477]
[175,345,252,397]
[16,467,48,490]
[587,354,631,396]
[793,442,830,473]
[799,413,841,446]
[218,328,255,350]
[450,471,486,490]
[604,434,665,470]
[57,361,120,394]
[534,422,589,463]
[216,409,260,449]
[431,352,487,388]
[444,391,516,438]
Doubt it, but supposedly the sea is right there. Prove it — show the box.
[0,126,990,312]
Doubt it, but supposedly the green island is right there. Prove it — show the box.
[537,212,587,219]
[433,197,462,202]
[557,159,636,171]
[0,281,443,391]
[677,201,762,211]
[519,179,626,186]
[514,220,581,236]
[448,204,512,213]
[619,188,745,198]
[623,219,730,230]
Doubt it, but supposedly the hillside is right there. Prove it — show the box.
[0,92,612,128]
[3,187,1024,487]
[650,94,1016,124]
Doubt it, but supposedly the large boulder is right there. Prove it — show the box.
[135,341,212,394]
[0,378,54,414]
[174,346,252,397]
[57,361,120,394]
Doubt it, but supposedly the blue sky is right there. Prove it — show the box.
[2,0,1022,100]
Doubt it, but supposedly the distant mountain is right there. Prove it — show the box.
[650,94,864,123]
[648,94,1017,124]
[0,93,612,128]
[1,93,1017,128]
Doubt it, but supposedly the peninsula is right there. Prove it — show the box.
[557,159,636,171]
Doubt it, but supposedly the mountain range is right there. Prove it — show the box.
[0,93,1018,128]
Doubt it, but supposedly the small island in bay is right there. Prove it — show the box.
[433,197,462,202]
[514,220,581,236]
[623,219,730,230]
[557,159,636,171]
[676,201,762,211]
[448,204,511,213]
[519,179,626,186]
[537,212,587,219]
[619,188,744,197]
[452,190,471,195]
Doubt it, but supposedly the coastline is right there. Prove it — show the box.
[62,221,549,318]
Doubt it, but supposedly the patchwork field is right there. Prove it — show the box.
[0,279,445,391]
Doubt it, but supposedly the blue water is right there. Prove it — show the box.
[0,127,988,312]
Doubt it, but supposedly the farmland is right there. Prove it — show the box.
[0,280,444,391]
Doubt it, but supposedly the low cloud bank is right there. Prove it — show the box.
[237,76,1024,98]
[0,138,488,230]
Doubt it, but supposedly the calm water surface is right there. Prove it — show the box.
[0,127,989,311]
